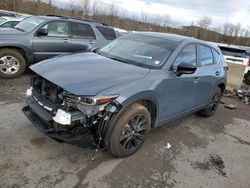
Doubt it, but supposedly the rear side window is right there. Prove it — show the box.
[96,26,116,40]
[71,23,96,39]
[212,49,220,64]
[174,44,197,66]
[199,45,213,66]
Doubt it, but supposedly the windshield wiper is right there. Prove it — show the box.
[15,27,25,32]
[108,56,129,64]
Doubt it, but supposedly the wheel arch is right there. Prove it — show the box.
[104,92,159,146]
[0,45,33,64]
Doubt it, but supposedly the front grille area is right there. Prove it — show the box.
[32,76,63,105]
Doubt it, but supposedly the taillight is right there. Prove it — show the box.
[248,59,250,66]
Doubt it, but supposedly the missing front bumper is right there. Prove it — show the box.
[22,98,95,144]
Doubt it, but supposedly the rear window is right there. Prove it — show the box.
[96,26,116,40]
[219,46,247,58]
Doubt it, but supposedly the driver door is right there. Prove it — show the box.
[159,44,199,121]
[32,21,73,62]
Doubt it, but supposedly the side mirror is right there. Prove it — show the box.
[176,62,197,76]
[91,47,100,53]
[37,28,48,36]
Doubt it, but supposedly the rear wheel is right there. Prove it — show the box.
[0,49,26,79]
[109,103,151,157]
[199,87,222,117]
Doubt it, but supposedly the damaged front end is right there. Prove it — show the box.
[22,75,122,148]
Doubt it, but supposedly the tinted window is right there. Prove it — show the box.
[174,44,197,66]
[199,46,213,66]
[96,26,116,40]
[42,21,69,37]
[212,49,220,64]
[71,23,95,39]
[219,46,247,58]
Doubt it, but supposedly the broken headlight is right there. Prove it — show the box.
[78,95,119,106]
[64,94,119,117]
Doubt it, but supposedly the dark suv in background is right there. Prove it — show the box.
[0,15,117,78]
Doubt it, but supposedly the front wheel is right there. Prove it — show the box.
[0,49,26,79]
[199,87,222,117]
[109,103,151,157]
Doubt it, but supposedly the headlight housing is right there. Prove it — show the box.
[78,95,119,106]
[64,94,119,117]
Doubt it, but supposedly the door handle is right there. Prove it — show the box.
[62,38,69,43]
[215,71,220,76]
[89,41,95,44]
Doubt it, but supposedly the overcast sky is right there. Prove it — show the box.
[56,0,250,28]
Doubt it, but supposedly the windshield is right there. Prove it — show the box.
[15,17,47,32]
[99,34,178,69]
[0,17,7,24]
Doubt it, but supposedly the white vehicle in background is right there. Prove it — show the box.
[0,16,25,28]
[219,46,250,84]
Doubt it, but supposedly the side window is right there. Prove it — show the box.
[71,23,96,39]
[41,21,69,37]
[96,26,116,40]
[174,44,197,66]
[199,45,213,66]
[212,48,220,64]
[2,21,12,27]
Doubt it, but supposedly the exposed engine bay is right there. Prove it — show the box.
[22,75,122,149]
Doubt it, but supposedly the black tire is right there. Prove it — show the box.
[199,87,222,117]
[245,72,250,84]
[0,48,26,79]
[109,103,151,157]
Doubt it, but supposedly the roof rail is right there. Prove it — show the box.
[45,14,69,19]
[45,14,110,26]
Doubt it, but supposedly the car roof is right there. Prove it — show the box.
[132,32,221,52]
[37,15,112,27]
[136,32,193,42]
[1,16,24,21]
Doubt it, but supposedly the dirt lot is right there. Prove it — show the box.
[0,74,250,188]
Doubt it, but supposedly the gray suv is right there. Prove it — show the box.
[23,32,228,157]
[0,15,117,78]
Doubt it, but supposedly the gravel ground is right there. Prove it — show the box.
[0,74,250,188]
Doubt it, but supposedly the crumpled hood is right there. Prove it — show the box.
[31,52,149,96]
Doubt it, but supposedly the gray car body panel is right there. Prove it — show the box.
[31,32,227,128]
[0,16,116,65]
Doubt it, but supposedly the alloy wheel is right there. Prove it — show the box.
[0,55,20,75]
[119,114,149,152]
[208,90,221,114]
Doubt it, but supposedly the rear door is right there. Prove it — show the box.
[32,21,73,62]
[195,45,221,106]
[69,22,97,52]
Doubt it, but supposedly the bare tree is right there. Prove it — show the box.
[197,16,212,29]
[81,0,91,19]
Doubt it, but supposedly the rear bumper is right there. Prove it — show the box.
[22,98,94,143]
